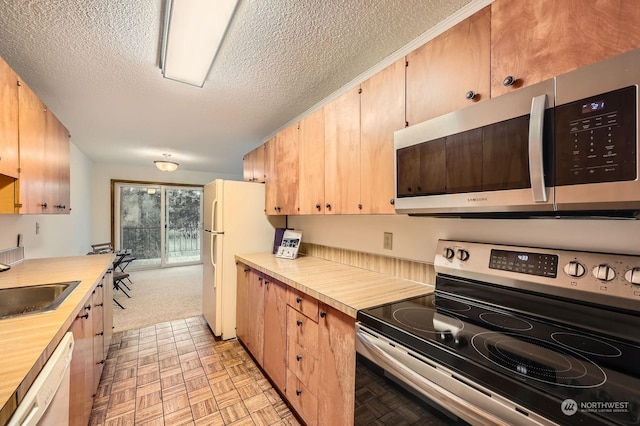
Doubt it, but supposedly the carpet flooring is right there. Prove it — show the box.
[113,265,203,333]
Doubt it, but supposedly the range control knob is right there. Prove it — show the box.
[593,264,616,281]
[443,247,455,260]
[624,267,640,285]
[456,249,470,262]
[563,261,586,278]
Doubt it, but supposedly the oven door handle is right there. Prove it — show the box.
[528,94,548,203]
[356,331,511,426]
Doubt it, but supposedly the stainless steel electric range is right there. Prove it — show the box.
[356,240,640,425]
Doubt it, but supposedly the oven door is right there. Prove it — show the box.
[394,79,555,216]
[355,324,557,426]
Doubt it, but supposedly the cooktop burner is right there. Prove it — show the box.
[471,332,607,388]
[478,312,533,331]
[551,332,623,358]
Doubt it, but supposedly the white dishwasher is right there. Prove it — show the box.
[8,332,74,426]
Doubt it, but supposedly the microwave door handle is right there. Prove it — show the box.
[528,94,548,203]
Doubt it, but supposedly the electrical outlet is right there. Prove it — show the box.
[383,232,393,250]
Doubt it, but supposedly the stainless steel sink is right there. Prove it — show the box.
[0,281,81,319]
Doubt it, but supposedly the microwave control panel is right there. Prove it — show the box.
[555,85,637,186]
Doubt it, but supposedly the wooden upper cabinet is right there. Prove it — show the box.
[298,107,325,215]
[491,0,640,97]
[45,109,70,213]
[264,136,278,214]
[275,123,299,215]
[265,125,299,216]
[0,57,19,179]
[360,59,405,214]
[406,6,490,125]
[17,80,47,214]
[243,145,266,183]
[325,87,361,214]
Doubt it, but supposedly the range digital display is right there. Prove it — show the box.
[489,249,558,278]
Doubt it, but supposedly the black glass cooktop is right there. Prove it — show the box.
[358,276,640,425]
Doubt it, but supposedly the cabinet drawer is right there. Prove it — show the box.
[288,287,319,321]
[287,340,319,395]
[286,369,318,426]
[287,307,319,354]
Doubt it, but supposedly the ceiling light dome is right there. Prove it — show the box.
[154,153,179,172]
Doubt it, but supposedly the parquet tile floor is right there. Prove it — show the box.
[89,316,301,426]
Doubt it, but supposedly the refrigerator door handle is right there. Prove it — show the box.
[210,233,217,288]
[211,198,219,233]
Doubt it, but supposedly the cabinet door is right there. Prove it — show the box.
[17,81,47,214]
[491,0,640,97]
[325,87,361,214]
[263,277,287,392]
[275,123,299,215]
[298,107,325,214]
[45,110,70,213]
[247,271,265,365]
[236,263,250,343]
[406,7,490,124]
[69,302,94,426]
[317,304,355,426]
[264,137,278,214]
[254,143,266,183]
[243,150,255,182]
[102,270,114,357]
[360,59,405,214]
[92,287,105,394]
[0,56,19,179]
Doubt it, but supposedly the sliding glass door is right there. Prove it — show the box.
[114,182,203,269]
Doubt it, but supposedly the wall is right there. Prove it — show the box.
[90,163,241,244]
[288,215,640,264]
[0,143,93,258]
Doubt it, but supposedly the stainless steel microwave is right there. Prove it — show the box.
[394,48,640,218]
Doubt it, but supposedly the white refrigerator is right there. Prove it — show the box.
[202,179,283,340]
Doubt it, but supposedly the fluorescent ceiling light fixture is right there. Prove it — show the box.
[160,0,238,87]
[154,154,179,172]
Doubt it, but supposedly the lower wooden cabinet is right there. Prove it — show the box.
[263,277,287,392]
[236,263,356,425]
[69,271,113,426]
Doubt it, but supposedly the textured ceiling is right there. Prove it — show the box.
[0,0,475,174]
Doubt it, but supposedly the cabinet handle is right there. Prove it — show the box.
[296,320,303,327]
[296,354,302,361]
[503,75,516,87]
[258,277,262,282]
[97,284,103,288]
[296,389,302,396]
[465,90,476,100]
[41,202,48,208]
[274,206,278,211]
[85,304,91,311]
[244,268,250,272]
[265,280,269,287]
[96,303,104,307]
[96,360,105,365]
[79,313,89,319]
[54,204,66,209]
[96,331,104,336]
[315,203,321,211]
[296,297,302,304]
[389,198,395,205]
[325,203,331,210]
[320,310,326,318]
[357,203,362,210]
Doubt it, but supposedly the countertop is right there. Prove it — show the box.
[0,254,114,425]
[235,253,434,318]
